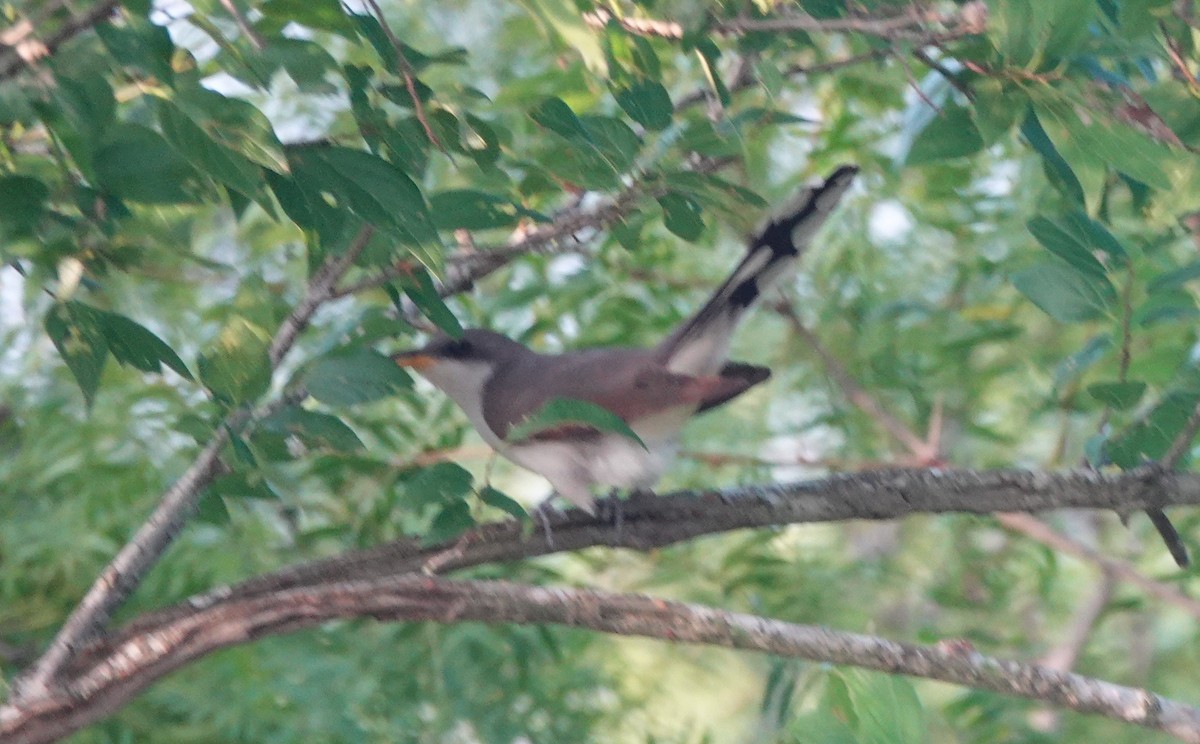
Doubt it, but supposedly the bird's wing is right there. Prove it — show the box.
[657,165,857,376]
[483,351,768,442]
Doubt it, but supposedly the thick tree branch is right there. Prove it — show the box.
[53,467,1200,669]
[5,573,1200,744]
[13,227,374,701]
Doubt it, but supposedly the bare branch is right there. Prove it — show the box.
[13,226,375,701]
[584,3,987,42]
[69,467,1200,652]
[5,574,1200,744]
[995,513,1200,619]
[0,0,120,80]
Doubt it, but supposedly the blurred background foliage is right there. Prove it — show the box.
[2,0,1200,741]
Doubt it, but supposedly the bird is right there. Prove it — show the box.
[393,165,858,514]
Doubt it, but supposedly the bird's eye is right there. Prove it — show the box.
[443,339,472,358]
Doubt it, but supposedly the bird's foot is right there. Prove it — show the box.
[533,496,559,550]
[596,489,625,541]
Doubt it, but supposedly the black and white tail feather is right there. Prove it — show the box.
[658,164,859,375]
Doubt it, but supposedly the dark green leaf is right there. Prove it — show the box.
[45,303,108,407]
[94,124,197,204]
[1087,381,1147,409]
[395,268,463,338]
[904,104,985,164]
[158,99,264,197]
[657,191,705,241]
[1027,216,1112,276]
[1107,391,1200,467]
[260,407,364,451]
[96,19,175,83]
[304,346,413,406]
[1013,261,1116,322]
[259,0,357,36]
[209,471,279,501]
[614,79,673,130]
[0,176,49,238]
[530,96,587,138]
[171,87,288,173]
[506,397,647,449]
[94,309,192,380]
[429,189,546,231]
[1021,109,1086,206]
[479,485,528,520]
[425,499,477,544]
[195,490,232,524]
[291,147,439,251]
[405,462,475,507]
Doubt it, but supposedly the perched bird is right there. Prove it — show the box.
[394,165,858,513]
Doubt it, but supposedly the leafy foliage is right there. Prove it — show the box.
[2,0,1200,742]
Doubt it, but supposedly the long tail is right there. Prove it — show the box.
[658,164,858,375]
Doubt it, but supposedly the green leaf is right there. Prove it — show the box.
[1087,381,1147,409]
[1036,96,1176,191]
[1021,109,1085,206]
[1013,261,1116,323]
[429,190,547,230]
[614,79,673,131]
[254,38,339,93]
[94,309,193,380]
[904,104,985,164]
[45,303,108,407]
[171,87,288,174]
[259,407,364,451]
[394,268,463,338]
[195,490,232,524]
[1027,214,1127,275]
[159,99,264,197]
[1107,391,1200,467]
[94,124,198,204]
[1134,289,1200,326]
[693,39,731,106]
[304,346,413,406]
[409,462,475,502]
[198,317,272,405]
[209,471,279,501]
[836,669,925,744]
[479,485,528,520]
[259,0,357,36]
[96,19,175,83]
[506,397,647,449]
[290,147,439,251]
[657,191,705,241]
[424,499,477,544]
[1149,261,1200,292]
[530,96,588,138]
[0,175,49,238]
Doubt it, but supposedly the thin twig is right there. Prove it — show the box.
[361,0,443,150]
[774,299,938,461]
[997,513,1200,619]
[217,0,265,50]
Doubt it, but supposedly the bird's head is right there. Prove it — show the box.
[392,328,529,407]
